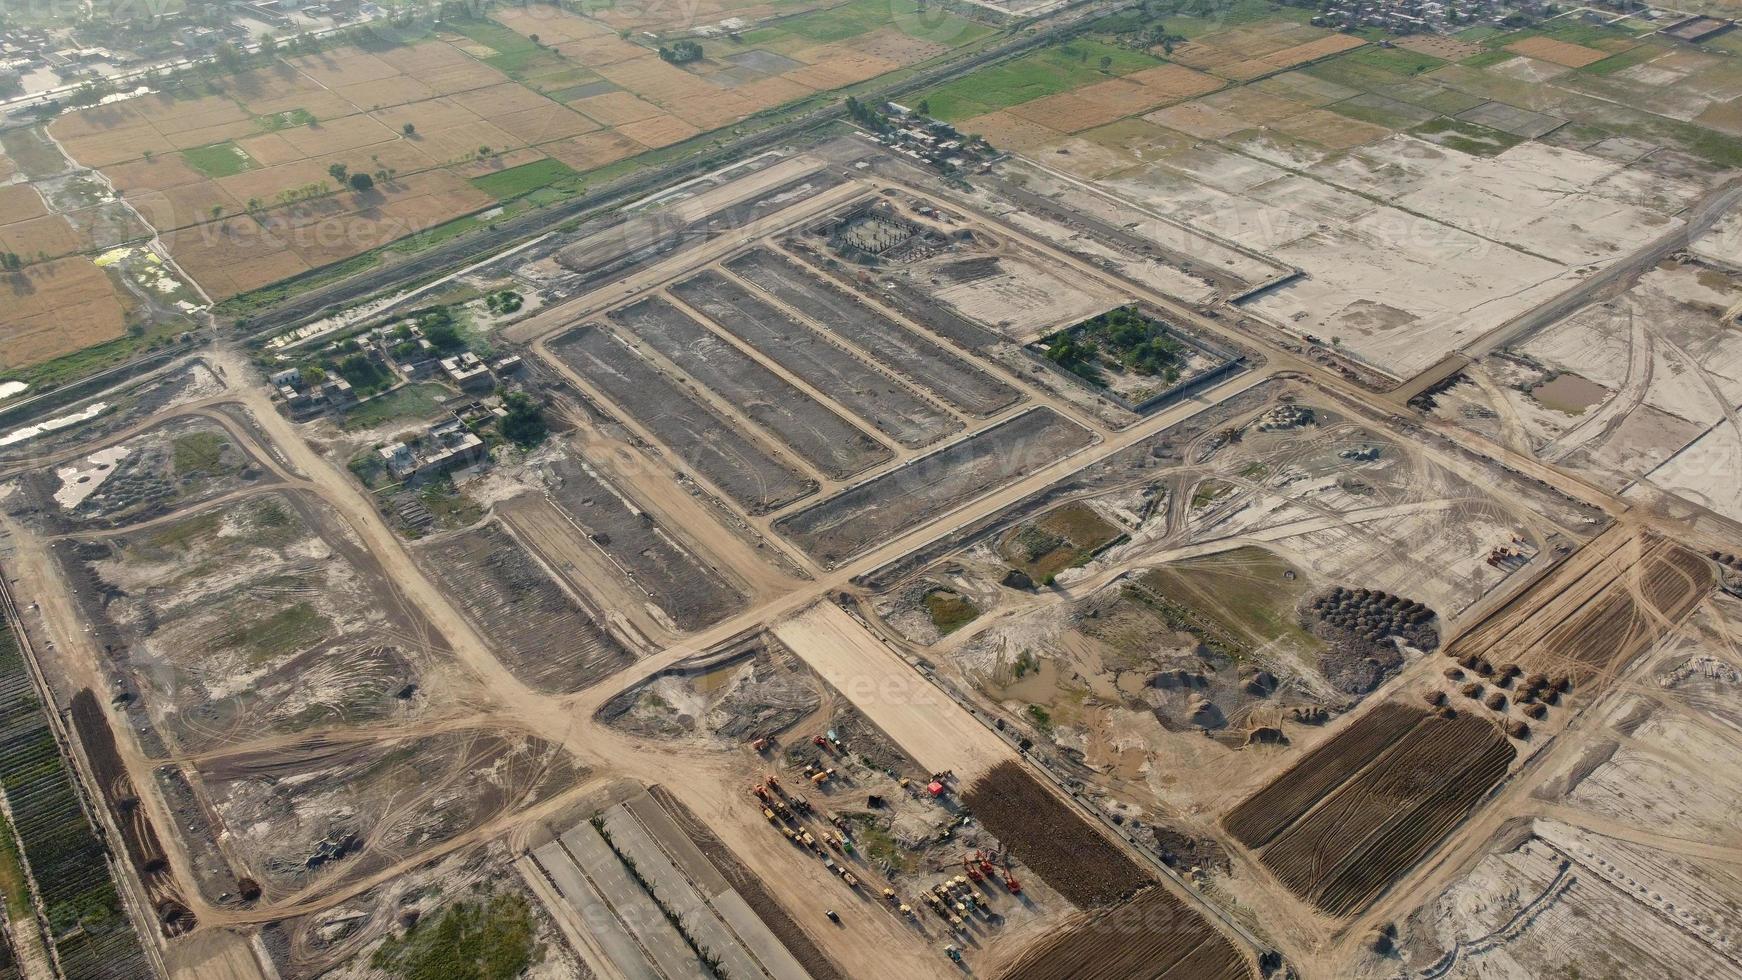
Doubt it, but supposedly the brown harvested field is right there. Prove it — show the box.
[1124,63,1226,101]
[1255,710,1515,916]
[1506,35,1610,67]
[961,110,1066,150]
[1274,107,1392,149]
[573,91,668,126]
[1445,532,1712,690]
[1225,702,1429,848]
[1260,33,1366,69]
[1396,34,1482,60]
[546,129,648,171]
[1073,78,1178,117]
[854,28,950,64]
[0,213,83,258]
[963,761,1152,908]
[998,888,1252,980]
[1009,93,1132,133]
[0,184,47,224]
[616,113,703,149]
[1202,87,1310,126]
[1144,101,1249,139]
[0,257,129,369]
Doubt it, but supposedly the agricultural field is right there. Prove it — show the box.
[25,0,1000,316]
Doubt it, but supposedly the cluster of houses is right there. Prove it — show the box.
[874,104,992,171]
[1308,0,1552,33]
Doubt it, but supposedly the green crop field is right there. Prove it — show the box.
[748,0,992,46]
[918,39,1164,121]
[472,158,580,200]
[182,141,257,177]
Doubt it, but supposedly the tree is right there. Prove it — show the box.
[498,391,547,447]
[402,122,416,136]
[1099,55,1113,71]
[348,172,374,193]
[477,146,492,158]
[327,162,349,184]
[209,204,223,219]
[916,98,930,116]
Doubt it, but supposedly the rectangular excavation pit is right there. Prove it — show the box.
[610,296,892,479]
[723,248,1022,417]
[774,407,1096,567]
[669,269,962,449]
[546,324,815,514]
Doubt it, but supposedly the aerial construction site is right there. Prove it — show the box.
[4,1,1742,979]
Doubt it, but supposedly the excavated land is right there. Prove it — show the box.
[1447,530,1715,690]
[723,247,1022,417]
[1230,705,1515,916]
[669,270,961,449]
[0,356,225,467]
[963,761,1151,908]
[776,407,1095,567]
[199,728,581,899]
[418,519,633,693]
[68,689,194,936]
[21,415,268,532]
[546,324,815,513]
[51,491,441,757]
[597,636,822,742]
[533,452,746,631]
[609,296,892,480]
[999,887,1252,980]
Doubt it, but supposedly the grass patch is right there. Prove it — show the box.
[1190,479,1231,509]
[1581,42,1664,76]
[172,431,233,475]
[0,316,190,392]
[255,108,316,131]
[470,158,579,201]
[999,502,1122,583]
[216,601,330,661]
[342,382,449,431]
[1459,48,1515,69]
[181,141,256,178]
[923,589,979,635]
[1336,45,1445,78]
[371,890,539,980]
[1137,546,1318,654]
[1411,115,1525,156]
[754,0,992,45]
[919,38,1164,121]
[448,17,566,75]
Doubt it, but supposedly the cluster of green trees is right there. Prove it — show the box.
[844,96,892,132]
[658,39,704,64]
[498,391,547,447]
[0,253,23,272]
[1045,307,1185,384]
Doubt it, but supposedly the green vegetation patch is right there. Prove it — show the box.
[1580,42,1665,76]
[756,0,991,45]
[1139,547,1319,654]
[1000,501,1123,583]
[1042,305,1186,387]
[1337,45,1445,78]
[343,382,450,431]
[256,108,317,131]
[918,39,1164,121]
[923,588,979,635]
[372,891,540,980]
[1410,115,1525,156]
[181,141,257,178]
[215,601,330,661]
[448,18,565,75]
[471,158,579,200]
[172,431,235,476]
